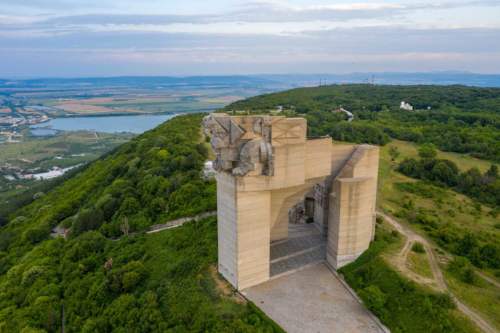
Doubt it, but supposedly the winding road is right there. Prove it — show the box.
[378,212,498,333]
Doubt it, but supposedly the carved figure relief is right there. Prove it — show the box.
[203,114,274,176]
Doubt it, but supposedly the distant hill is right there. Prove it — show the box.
[2,72,500,91]
[0,76,277,90]
[257,72,500,88]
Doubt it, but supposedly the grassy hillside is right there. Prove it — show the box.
[0,114,283,332]
[380,141,499,268]
[224,84,500,161]
[340,223,480,333]
[3,114,216,245]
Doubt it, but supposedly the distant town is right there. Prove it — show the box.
[0,96,51,142]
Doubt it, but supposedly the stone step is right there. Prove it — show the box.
[270,245,326,277]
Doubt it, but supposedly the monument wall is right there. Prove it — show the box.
[204,114,379,290]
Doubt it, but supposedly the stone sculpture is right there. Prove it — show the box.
[203,114,274,176]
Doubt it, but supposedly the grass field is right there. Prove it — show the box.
[378,140,499,234]
[36,91,245,116]
[0,131,133,209]
[0,130,132,169]
[444,269,500,330]
[386,140,493,172]
[407,251,433,279]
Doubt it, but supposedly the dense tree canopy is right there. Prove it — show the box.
[0,115,285,332]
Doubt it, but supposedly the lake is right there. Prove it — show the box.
[31,114,178,135]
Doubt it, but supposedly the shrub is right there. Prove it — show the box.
[418,143,437,159]
[412,242,425,253]
[359,285,387,312]
[448,257,477,284]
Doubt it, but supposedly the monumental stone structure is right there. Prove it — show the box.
[203,114,379,290]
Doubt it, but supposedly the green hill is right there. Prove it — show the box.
[0,114,282,332]
[1,84,498,332]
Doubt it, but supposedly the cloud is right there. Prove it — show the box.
[3,0,500,21]
[2,0,499,40]
[1,0,500,76]
[2,26,499,54]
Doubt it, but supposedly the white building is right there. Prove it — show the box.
[400,101,414,111]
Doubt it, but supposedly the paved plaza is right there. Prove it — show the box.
[243,262,387,333]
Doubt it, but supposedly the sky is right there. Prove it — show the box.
[1,0,500,77]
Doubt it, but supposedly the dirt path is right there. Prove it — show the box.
[377,211,498,333]
[146,211,216,234]
[476,271,500,289]
[381,212,442,290]
[105,211,216,241]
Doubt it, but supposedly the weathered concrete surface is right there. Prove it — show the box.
[242,263,386,333]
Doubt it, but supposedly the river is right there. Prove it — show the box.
[30,113,179,135]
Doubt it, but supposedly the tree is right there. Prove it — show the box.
[397,158,420,177]
[0,215,8,227]
[72,208,104,236]
[418,143,437,159]
[431,160,459,186]
[23,226,49,244]
[448,257,477,284]
[458,168,482,192]
[456,233,478,257]
[485,164,498,179]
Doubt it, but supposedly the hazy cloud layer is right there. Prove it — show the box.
[1,0,499,76]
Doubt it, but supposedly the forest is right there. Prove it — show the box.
[0,114,281,332]
[225,84,500,161]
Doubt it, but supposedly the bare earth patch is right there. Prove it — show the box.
[209,265,246,304]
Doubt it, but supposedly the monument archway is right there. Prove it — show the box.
[204,114,379,290]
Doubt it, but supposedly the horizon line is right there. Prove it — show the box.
[3,71,500,81]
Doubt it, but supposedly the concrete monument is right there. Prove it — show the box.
[203,114,379,290]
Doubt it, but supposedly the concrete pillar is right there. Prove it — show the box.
[327,178,376,269]
[217,173,271,290]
